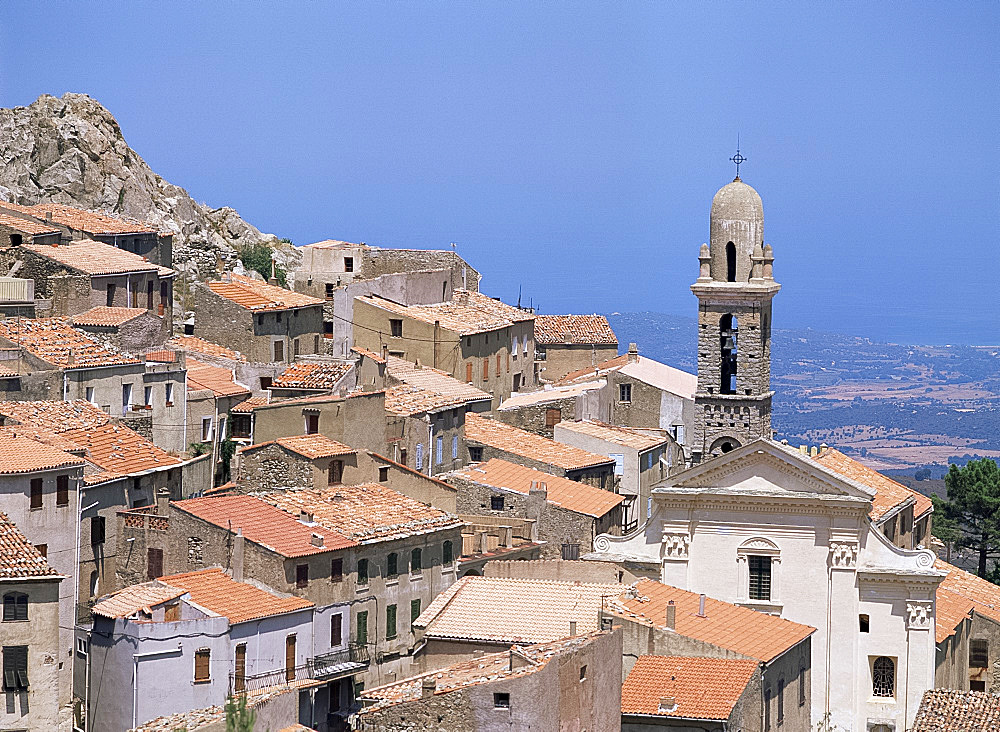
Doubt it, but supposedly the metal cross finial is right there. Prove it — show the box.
[730,139,746,179]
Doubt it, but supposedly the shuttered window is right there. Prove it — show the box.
[147,548,163,580]
[30,479,42,509]
[748,556,771,601]
[194,649,210,682]
[386,604,397,640]
[2,646,28,690]
[2,593,27,622]
[331,614,342,646]
[56,475,69,506]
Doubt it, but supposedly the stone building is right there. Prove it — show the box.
[352,290,534,407]
[533,314,618,383]
[0,210,61,246]
[933,558,1000,694]
[71,305,169,352]
[184,359,251,477]
[353,631,621,732]
[607,579,814,732]
[446,458,623,560]
[495,379,608,437]
[554,420,677,533]
[0,511,65,731]
[0,200,172,265]
[269,359,355,398]
[194,274,324,364]
[464,413,616,490]
[384,385,476,477]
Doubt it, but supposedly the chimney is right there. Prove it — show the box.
[666,600,676,629]
[232,528,245,582]
[45,211,53,221]
[697,594,706,617]
[414,358,422,369]
[810,445,818,457]
[66,348,75,366]
[311,532,324,548]
[421,677,436,698]
[819,443,828,454]
[381,344,388,362]
[799,444,808,455]
[299,510,314,523]
[569,621,577,636]
[627,342,639,364]
[658,696,677,712]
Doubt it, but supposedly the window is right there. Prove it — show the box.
[2,593,27,622]
[580,665,587,680]
[29,478,42,509]
[611,453,625,476]
[344,256,354,273]
[296,564,309,588]
[748,556,771,601]
[328,459,343,484]
[194,648,210,682]
[970,639,989,667]
[777,678,784,724]
[720,313,738,394]
[496,353,501,374]
[331,614,342,646]
[884,517,897,541]
[436,436,443,465]
[357,611,368,645]
[443,540,454,565]
[77,637,89,657]
[399,448,407,466]
[357,559,369,585]
[106,283,116,307]
[764,687,772,730]
[512,336,518,359]
[482,359,489,380]
[293,338,300,357]
[314,335,319,352]
[144,385,152,408]
[561,543,580,560]
[386,604,397,639]
[466,362,473,383]
[411,548,422,575]
[619,383,631,402]
[234,644,246,693]
[325,283,334,300]
[285,635,296,682]
[165,383,173,405]
[389,319,403,338]
[411,598,421,626]
[35,544,46,558]
[86,386,96,404]
[2,646,28,690]
[324,321,333,338]
[217,417,226,446]
[306,414,319,435]
[859,614,870,633]
[260,376,272,390]
[798,665,806,706]
[147,548,163,580]
[872,656,894,697]
[276,312,282,324]
[55,474,69,506]
[469,446,483,462]
[91,516,106,545]
[971,679,986,692]
[416,443,424,470]
[545,408,561,428]
[452,435,458,460]
[494,693,510,709]
[491,495,504,511]
[273,340,284,362]
[331,558,343,582]
[379,466,389,482]
[164,603,180,622]
[726,241,737,282]
[201,417,212,442]
[122,383,133,412]
[387,553,398,579]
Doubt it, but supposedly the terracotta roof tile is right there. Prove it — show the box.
[556,420,668,451]
[359,290,532,336]
[608,579,815,662]
[0,399,112,432]
[0,212,59,236]
[186,361,251,398]
[24,239,172,276]
[814,448,933,520]
[207,274,322,312]
[465,413,614,471]
[558,354,629,385]
[912,688,1000,731]
[414,576,624,643]
[384,384,471,416]
[557,354,698,401]
[92,582,187,619]
[534,314,617,346]
[0,317,141,368]
[385,355,491,405]
[622,656,759,720]
[158,568,313,624]
[167,335,245,362]
[351,346,386,364]
[261,484,462,544]
[59,423,183,475]
[0,430,85,474]
[71,306,148,327]
[172,495,357,557]
[4,201,158,235]
[0,511,60,579]
[239,391,379,411]
[452,458,623,518]
[935,559,1000,642]
[935,587,976,644]
[272,361,353,390]
[302,239,361,250]
[131,683,317,731]
[498,380,604,409]
[231,395,271,413]
[239,434,357,461]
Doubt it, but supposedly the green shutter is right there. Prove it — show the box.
[357,611,368,646]
[386,604,397,639]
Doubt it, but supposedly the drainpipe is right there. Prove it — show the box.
[75,497,99,674]
[427,418,434,477]
[132,645,183,729]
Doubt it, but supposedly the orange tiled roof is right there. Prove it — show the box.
[167,335,245,362]
[186,361,250,398]
[261,483,462,544]
[556,420,668,452]
[385,355,491,405]
[206,274,322,312]
[2,201,158,235]
[60,423,182,475]
[0,430,85,474]
[935,559,1000,643]
[0,511,60,579]
[814,448,933,520]
[272,361,352,390]
[156,568,313,624]
[935,586,976,644]
[453,458,623,518]
[359,290,532,336]
[239,391,379,411]
[912,688,1000,731]
[24,239,172,276]
[622,656,759,720]
[72,306,148,328]
[172,495,357,557]
[351,346,386,364]
[0,317,141,368]
[465,413,614,471]
[415,576,625,643]
[558,354,630,385]
[231,395,271,414]
[534,314,618,346]
[0,399,112,432]
[0,212,59,236]
[240,434,357,461]
[384,384,471,416]
[92,582,188,619]
[608,579,815,662]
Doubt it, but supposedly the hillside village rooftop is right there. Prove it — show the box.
[0,511,61,579]
[24,239,173,276]
[559,353,698,400]
[0,317,141,368]
[206,273,322,312]
[271,360,353,390]
[534,314,618,345]
[385,354,492,405]
[622,655,760,721]
[465,413,614,471]
[0,200,161,236]
[556,419,669,451]
[239,433,357,460]
[167,335,245,362]
[358,290,533,336]
[71,306,149,328]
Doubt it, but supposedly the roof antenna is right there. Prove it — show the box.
[730,134,746,181]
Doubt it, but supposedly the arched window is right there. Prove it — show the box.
[872,656,894,697]
[726,241,737,282]
[720,314,738,394]
[2,592,27,621]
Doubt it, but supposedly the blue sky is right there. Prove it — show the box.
[2,2,997,344]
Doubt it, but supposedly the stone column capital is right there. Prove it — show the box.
[906,600,933,631]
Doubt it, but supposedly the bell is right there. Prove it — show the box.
[722,335,735,351]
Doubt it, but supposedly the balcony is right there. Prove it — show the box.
[228,644,369,696]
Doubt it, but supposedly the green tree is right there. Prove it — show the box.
[239,242,287,287]
[225,694,256,732]
[932,458,1000,577]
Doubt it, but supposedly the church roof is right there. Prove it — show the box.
[812,448,932,521]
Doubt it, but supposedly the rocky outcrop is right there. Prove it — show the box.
[0,93,299,278]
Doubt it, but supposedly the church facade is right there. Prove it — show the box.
[587,176,944,732]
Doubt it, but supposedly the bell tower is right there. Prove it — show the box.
[691,170,780,462]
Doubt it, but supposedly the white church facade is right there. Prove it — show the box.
[587,174,945,731]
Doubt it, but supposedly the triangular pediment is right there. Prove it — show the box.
[658,439,876,501]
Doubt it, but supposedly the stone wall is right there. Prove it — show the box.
[538,343,618,383]
[495,394,580,437]
[236,442,325,491]
[485,558,628,584]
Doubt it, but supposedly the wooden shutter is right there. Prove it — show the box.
[194,649,210,682]
[285,635,296,682]
[147,548,163,579]
[296,564,309,588]
[331,614,342,646]
[164,603,180,622]
[234,644,246,692]
[56,475,69,506]
[466,362,473,383]
[30,479,42,509]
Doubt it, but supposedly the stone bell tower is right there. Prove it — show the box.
[691,171,780,462]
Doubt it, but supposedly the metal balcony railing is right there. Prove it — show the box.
[228,643,369,696]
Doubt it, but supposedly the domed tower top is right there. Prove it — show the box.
[708,177,764,283]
